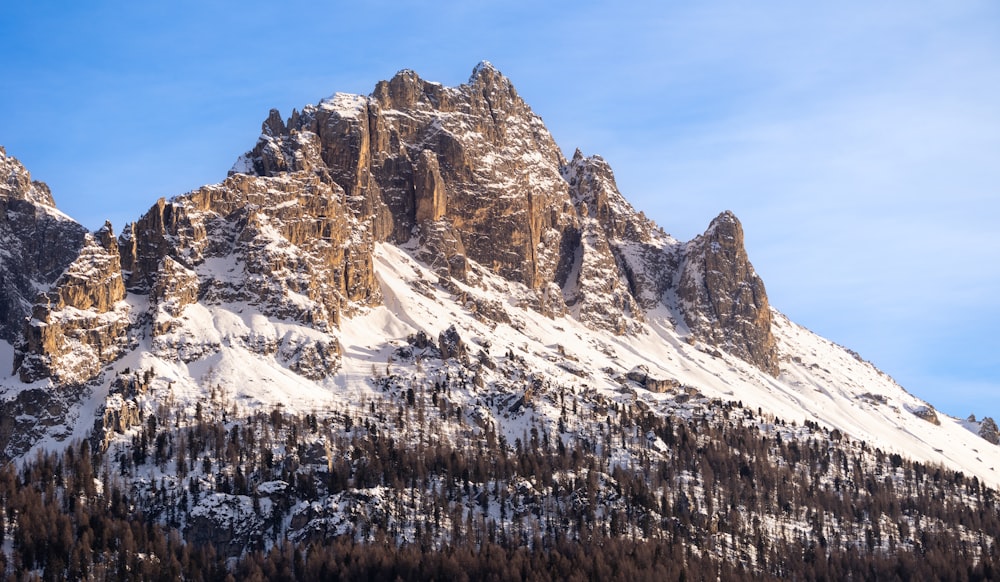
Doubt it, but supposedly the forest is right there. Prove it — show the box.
[1,365,998,580]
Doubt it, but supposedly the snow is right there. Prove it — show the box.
[318,93,368,117]
[230,153,254,175]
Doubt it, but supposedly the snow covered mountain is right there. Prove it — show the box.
[0,63,998,574]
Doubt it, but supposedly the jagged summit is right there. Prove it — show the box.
[225,64,776,364]
[470,59,498,79]
[0,148,88,343]
[469,60,512,89]
[1,146,57,208]
[678,210,778,375]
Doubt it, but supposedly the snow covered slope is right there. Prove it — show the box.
[35,240,997,489]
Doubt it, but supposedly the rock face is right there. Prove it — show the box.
[17,222,131,383]
[3,62,784,393]
[413,148,447,223]
[438,324,467,362]
[125,171,380,319]
[235,62,577,294]
[0,148,88,344]
[907,404,941,426]
[561,151,673,333]
[677,212,779,376]
[980,417,1000,445]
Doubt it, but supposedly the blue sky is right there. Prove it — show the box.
[2,1,998,421]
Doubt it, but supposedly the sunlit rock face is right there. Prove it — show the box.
[6,62,782,394]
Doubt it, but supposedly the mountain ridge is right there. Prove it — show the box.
[1,63,999,577]
[0,62,997,485]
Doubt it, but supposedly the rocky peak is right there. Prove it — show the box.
[373,69,447,111]
[262,108,286,137]
[1,147,56,207]
[980,417,1000,445]
[234,62,574,292]
[470,60,500,83]
[468,61,518,105]
[563,151,645,241]
[17,221,130,384]
[0,148,88,343]
[677,211,779,376]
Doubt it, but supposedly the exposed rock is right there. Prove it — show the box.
[408,330,434,350]
[187,493,265,557]
[908,404,941,425]
[415,219,468,281]
[413,148,447,223]
[229,65,792,372]
[980,417,1000,445]
[124,171,380,331]
[279,335,342,380]
[150,256,201,335]
[236,62,578,296]
[471,297,511,325]
[438,324,466,361]
[626,365,650,384]
[677,212,779,376]
[625,365,679,393]
[17,223,131,384]
[562,151,679,314]
[0,149,88,343]
[0,387,83,459]
[95,394,142,451]
[1,146,57,207]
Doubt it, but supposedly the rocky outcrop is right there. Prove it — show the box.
[677,212,779,376]
[17,222,131,384]
[980,417,1000,445]
[413,148,447,223]
[438,324,467,362]
[124,171,380,331]
[234,62,578,294]
[562,151,680,332]
[907,404,941,425]
[626,365,680,393]
[187,493,265,557]
[0,387,83,458]
[0,148,88,343]
[150,256,200,335]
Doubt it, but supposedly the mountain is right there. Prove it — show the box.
[0,63,998,578]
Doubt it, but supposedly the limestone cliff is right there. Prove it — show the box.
[677,211,779,376]
[0,147,88,344]
[5,63,784,390]
[234,62,578,295]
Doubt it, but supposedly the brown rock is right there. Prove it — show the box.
[980,417,1000,445]
[677,212,779,376]
[0,149,88,342]
[18,223,131,384]
[237,62,578,294]
[414,149,447,222]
